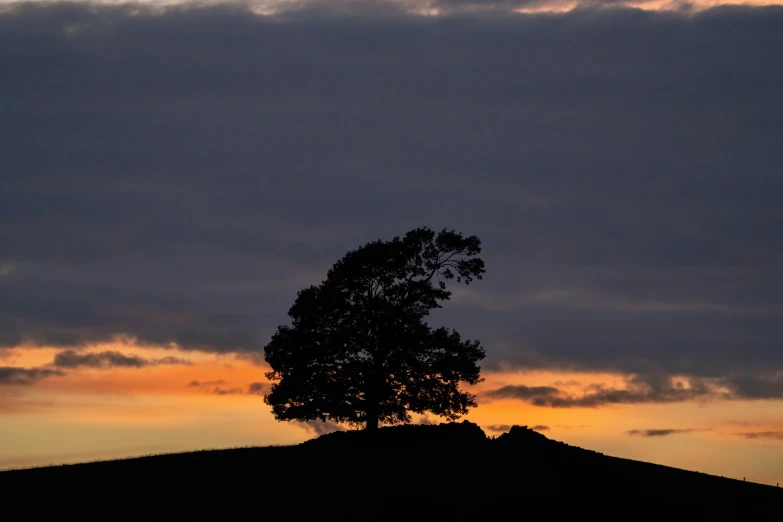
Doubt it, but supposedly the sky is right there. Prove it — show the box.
[1,0,782,484]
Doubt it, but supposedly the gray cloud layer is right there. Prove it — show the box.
[53,350,191,369]
[484,385,561,400]
[0,367,64,385]
[483,372,783,407]
[2,3,783,387]
[1,350,190,385]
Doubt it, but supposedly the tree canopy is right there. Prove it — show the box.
[263,227,486,430]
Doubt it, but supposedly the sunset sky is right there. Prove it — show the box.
[1,0,782,485]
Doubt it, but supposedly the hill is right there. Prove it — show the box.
[1,421,779,514]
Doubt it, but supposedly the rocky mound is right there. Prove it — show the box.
[494,424,603,457]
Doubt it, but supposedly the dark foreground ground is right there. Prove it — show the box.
[1,422,779,515]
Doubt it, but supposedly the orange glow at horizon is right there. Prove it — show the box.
[1,341,782,484]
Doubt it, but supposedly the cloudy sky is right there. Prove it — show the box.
[1,0,782,483]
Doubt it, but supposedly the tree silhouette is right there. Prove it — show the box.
[263,227,486,431]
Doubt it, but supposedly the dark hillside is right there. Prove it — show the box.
[1,422,779,514]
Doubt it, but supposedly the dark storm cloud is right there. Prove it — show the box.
[53,350,191,369]
[627,429,698,437]
[0,367,64,385]
[2,3,783,389]
[723,373,783,400]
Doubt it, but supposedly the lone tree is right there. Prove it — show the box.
[263,227,486,431]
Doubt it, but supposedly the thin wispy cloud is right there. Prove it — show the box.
[627,428,701,437]
[485,423,549,433]
[737,431,783,441]
[188,380,270,396]
[187,379,227,387]
[212,387,245,395]
[485,424,514,433]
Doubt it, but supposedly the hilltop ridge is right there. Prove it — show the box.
[0,421,779,513]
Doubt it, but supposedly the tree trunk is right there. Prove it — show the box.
[365,394,379,430]
[365,410,379,431]
[365,355,383,431]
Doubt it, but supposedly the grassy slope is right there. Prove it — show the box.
[1,422,779,513]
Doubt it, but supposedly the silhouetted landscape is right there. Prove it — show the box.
[3,3,783,500]
[1,422,779,511]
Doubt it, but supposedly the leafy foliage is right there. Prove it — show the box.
[263,227,486,429]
